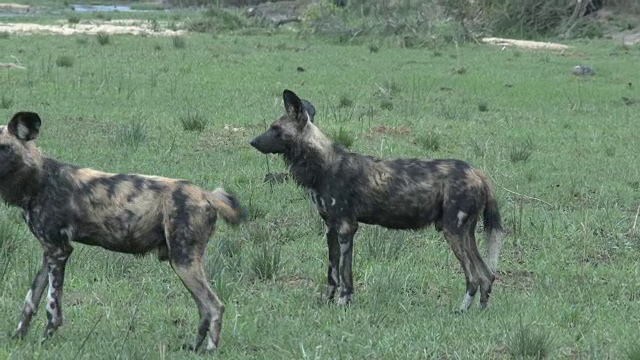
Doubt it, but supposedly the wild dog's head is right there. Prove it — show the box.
[0,112,42,178]
[249,89,320,155]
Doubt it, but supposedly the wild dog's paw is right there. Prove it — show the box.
[336,295,352,306]
[180,343,197,352]
[12,328,27,340]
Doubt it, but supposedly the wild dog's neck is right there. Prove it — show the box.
[283,125,337,191]
[0,164,43,208]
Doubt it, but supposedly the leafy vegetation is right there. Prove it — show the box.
[0,2,638,359]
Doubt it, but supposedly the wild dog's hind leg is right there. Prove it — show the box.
[170,258,224,352]
[14,255,49,339]
[337,220,358,306]
[442,214,480,312]
[464,224,495,309]
[43,244,74,339]
[167,216,223,352]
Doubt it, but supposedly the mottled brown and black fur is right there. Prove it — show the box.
[250,90,503,311]
[1,112,245,351]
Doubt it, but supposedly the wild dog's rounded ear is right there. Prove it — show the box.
[8,112,42,141]
[301,99,316,123]
[283,89,303,116]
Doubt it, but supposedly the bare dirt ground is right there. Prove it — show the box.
[0,19,186,36]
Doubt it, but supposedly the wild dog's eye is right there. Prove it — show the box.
[270,126,282,137]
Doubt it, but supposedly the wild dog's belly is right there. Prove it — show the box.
[357,204,442,230]
[358,214,434,230]
[73,221,166,255]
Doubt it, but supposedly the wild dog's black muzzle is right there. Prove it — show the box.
[249,135,268,154]
[249,136,260,150]
[249,129,285,154]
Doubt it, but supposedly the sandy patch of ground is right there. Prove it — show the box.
[482,37,570,50]
[0,20,186,36]
[0,3,32,11]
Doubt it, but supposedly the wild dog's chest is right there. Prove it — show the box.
[308,189,347,216]
[22,205,70,244]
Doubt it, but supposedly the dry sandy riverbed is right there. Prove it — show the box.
[0,19,186,36]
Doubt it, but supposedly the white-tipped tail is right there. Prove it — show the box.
[209,187,245,226]
[486,228,503,273]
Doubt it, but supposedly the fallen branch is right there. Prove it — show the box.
[633,204,640,233]
[497,185,554,208]
[482,37,569,50]
[487,172,554,208]
[0,63,26,70]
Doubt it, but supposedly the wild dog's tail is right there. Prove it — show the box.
[482,179,503,274]
[207,187,247,226]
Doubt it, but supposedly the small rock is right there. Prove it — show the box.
[572,65,594,76]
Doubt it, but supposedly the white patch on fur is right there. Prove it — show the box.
[24,289,34,312]
[303,109,311,124]
[309,192,326,212]
[337,295,350,306]
[486,228,503,273]
[338,221,353,236]
[460,292,474,311]
[457,211,467,227]
[45,271,56,316]
[206,337,217,351]
[331,198,336,206]
[305,123,334,158]
[16,123,31,140]
[328,267,339,286]
[211,187,231,207]
[60,226,74,242]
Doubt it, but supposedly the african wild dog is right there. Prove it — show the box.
[250,90,504,311]
[1,112,245,351]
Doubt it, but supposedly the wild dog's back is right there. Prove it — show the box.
[28,160,186,255]
[343,157,483,230]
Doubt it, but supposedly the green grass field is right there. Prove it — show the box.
[1,11,640,359]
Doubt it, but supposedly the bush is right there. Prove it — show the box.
[117,119,147,148]
[507,319,556,359]
[55,55,74,68]
[187,7,250,33]
[179,110,208,132]
[172,36,186,49]
[96,32,110,45]
[331,126,355,148]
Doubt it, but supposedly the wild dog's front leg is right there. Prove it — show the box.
[13,255,49,339]
[337,221,358,306]
[325,226,340,301]
[43,246,73,339]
